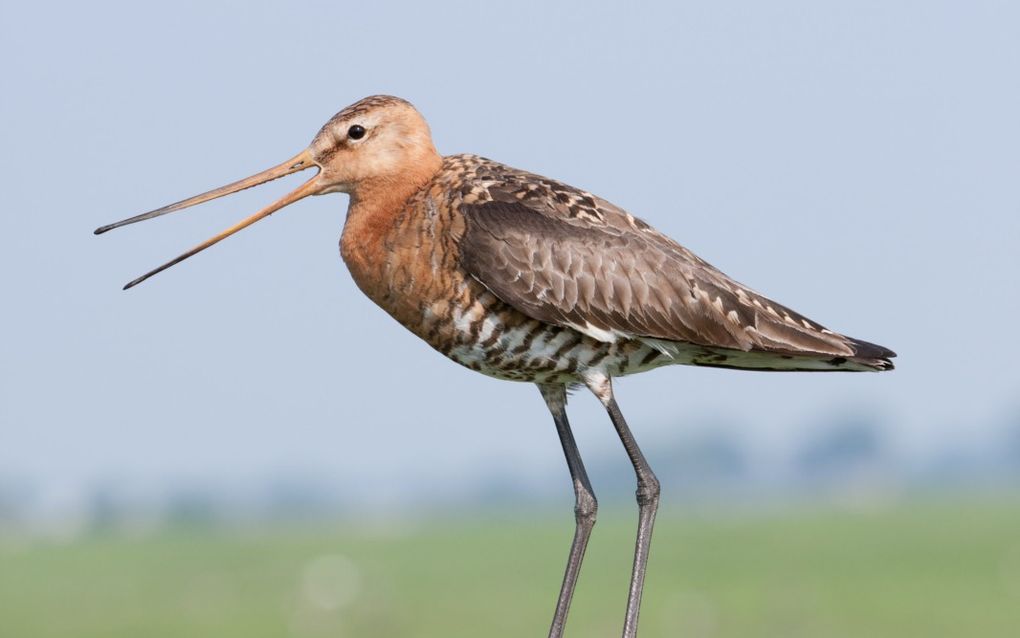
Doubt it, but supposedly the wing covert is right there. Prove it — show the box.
[459,198,857,358]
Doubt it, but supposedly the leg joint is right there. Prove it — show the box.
[574,488,598,523]
[635,473,660,506]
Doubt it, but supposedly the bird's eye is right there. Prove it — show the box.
[347,125,366,140]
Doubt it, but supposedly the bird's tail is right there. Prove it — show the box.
[651,338,897,372]
[843,337,896,371]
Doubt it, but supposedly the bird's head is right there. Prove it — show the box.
[95,95,440,289]
[309,95,440,195]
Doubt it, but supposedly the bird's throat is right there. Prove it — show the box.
[340,153,443,288]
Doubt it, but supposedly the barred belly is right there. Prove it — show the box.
[425,287,670,384]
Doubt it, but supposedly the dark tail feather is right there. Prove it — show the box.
[847,337,896,371]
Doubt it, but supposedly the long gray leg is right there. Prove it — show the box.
[539,383,598,638]
[586,374,660,638]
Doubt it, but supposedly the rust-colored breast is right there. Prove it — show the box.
[339,156,658,383]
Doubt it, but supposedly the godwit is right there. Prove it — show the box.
[96,95,895,637]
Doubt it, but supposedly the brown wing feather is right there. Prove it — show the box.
[457,170,887,361]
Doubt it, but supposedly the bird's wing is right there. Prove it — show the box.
[457,170,864,358]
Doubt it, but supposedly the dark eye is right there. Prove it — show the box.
[347,125,366,140]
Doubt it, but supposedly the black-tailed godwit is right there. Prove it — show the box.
[96,95,895,638]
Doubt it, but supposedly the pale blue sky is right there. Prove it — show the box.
[1,1,1018,500]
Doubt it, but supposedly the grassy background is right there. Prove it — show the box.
[2,499,1019,637]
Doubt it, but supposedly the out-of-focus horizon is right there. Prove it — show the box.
[3,0,1020,531]
[3,406,1020,538]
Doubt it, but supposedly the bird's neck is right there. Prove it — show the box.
[340,152,443,275]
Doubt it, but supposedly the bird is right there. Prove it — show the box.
[95,95,895,638]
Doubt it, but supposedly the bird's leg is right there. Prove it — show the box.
[586,374,660,638]
[539,383,598,638]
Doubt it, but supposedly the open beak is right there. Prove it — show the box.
[95,148,322,290]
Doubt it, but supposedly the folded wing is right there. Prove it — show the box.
[459,196,892,366]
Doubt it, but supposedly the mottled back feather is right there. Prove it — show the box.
[455,158,894,368]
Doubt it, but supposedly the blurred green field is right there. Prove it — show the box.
[2,499,1019,637]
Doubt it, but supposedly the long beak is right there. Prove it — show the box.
[95,149,323,290]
